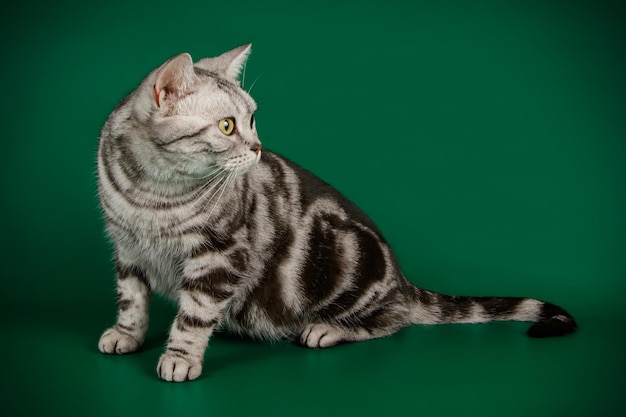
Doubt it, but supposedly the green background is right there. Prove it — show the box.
[1,0,624,416]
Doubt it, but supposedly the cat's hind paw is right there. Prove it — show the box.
[98,327,142,355]
[157,353,203,382]
[299,323,347,348]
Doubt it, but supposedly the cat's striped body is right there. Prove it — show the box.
[97,45,576,382]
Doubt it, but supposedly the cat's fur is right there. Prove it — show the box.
[97,44,577,382]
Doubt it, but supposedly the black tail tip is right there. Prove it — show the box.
[527,315,577,338]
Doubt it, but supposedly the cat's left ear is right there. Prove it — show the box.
[153,53,197,107]
[196,44,252,82]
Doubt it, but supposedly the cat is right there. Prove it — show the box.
[97,44,577,382]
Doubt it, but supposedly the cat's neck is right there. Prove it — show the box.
[132,164,245,204]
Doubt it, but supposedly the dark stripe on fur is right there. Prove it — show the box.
[237,228,297,327]
[274,153,382,233]
[313,225,389,322]
[100,139,211,211]
[115,323,135,333]
[118,297,132,311]
[178,313,218,329]
[354,227,387,288]
[476,297,524,318]
[414,288,437,306]
[301,215,345,303]
[194,68,255,114]
[117,142,144,184]
[182,268,240,301]
[157,126,210,147]
[260,153,292,200]
[167,346,190,356]
[429,294,525,322]
[115,262,149,287]
[192,227,236,257]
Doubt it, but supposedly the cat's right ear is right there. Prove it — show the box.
[153,53,197,108]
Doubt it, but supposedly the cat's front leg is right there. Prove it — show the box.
[99,263,151,354]
[157,270,234,382]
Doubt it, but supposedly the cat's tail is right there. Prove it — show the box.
[408,287,577,337]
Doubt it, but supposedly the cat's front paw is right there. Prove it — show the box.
[98,327,142,354]
[157,353,203,382]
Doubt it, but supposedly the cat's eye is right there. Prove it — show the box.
[250,114,255,129]
[218,118,235,136]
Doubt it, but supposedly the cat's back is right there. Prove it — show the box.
[255,151,380,235]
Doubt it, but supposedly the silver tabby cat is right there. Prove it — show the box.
[97,44,576,382]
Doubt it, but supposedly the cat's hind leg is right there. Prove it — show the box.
[299,289,413,348]
[298,322,401,348]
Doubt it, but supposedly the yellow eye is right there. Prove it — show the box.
[218,118,235,135]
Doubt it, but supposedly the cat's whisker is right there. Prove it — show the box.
[247,73,263,94]
[207,170,236,219]
[182,166,227,182]
[201,181,225,215]
[196,175,227,207]
[190,166,231,201]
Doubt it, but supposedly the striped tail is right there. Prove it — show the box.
[410,287,577,338]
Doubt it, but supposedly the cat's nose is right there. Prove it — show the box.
[251,143,262,154]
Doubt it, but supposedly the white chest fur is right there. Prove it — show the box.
[106,200,209,301]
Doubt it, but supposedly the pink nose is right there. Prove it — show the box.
[251,143,262,154]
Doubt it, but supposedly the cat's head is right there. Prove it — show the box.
[117,44,261,183]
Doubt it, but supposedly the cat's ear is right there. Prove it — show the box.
[196,44,252,82]
[153,53,197,107]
